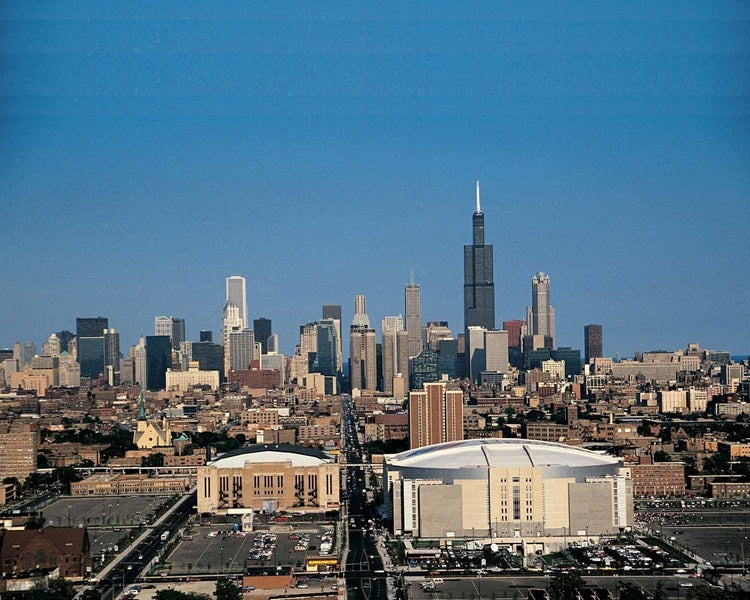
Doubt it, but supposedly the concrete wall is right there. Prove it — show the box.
[568,482,614,535]
[419,484,462,538]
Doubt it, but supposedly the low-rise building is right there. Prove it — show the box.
[70,473,190,495]
[0,527,90,579]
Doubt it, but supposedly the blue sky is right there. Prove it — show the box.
[2,1,749,357]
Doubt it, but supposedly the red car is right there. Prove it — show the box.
[428,570,439,576]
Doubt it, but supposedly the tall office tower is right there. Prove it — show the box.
[323,305,342,321]
[267,334,279,354]
[396,330,410,382]
[22,341,36,365]
[13,341,21,361]
[408,382,464,449]
[350,324,377,392]
[502,320,525,349]
[322,305,343,373]
[132,337,147,387]
[154,316,185,351]
[484,329,509,374]
[199,330,213,343]
[104,329,120,376]
[145,335,171,391]
[315,320,338,376]
[426,322,452,351]
[527,272,556,348]
[353,295,370,327]
[463,181,495,331]
[466,326,487,384]
[42,334,61,357]
[188,341,225,381]
[405,282,423,358]
[229,329,255,371]
[584,324,603,364]
[56,330,75,353]
[76,317,108,380]
[253,318,273,354]
[226,275,248,327]
[381,315,405,394]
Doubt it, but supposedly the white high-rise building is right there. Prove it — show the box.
[353,294,370,327]
[132,336,147,387]
[466,326,487,384]
[484,329,509,374]
[42,333,61,358]
[382,315,405,394]
[229,329,255,372]
[527,272,555,348]
[226,275,248,328]
[222,276,247,373]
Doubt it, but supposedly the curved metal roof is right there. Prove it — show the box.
[386,438,621,470]
[209,444,332,468]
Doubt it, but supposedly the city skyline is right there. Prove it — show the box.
[2,3,749,356]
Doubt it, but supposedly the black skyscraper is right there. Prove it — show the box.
[199,330,213,343]
[145,335,171,391]
[463,182,495,330]
[584,324,603,364]
[322,304,342,321]
[253,318,272,354]
[76,317,109,380]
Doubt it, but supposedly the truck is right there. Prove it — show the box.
[160,530,170,542]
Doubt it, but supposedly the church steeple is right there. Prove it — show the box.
[137,389,147,421]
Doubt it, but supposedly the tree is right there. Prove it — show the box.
[653,450,671,463]
[549,570,584,600]
[142,453,165,467]
[29,578,76,600]
[215,577,242,600]
[154,590,210,600]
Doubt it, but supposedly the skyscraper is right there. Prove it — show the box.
[381,315,405,394]
[226,275,248,327]
[322,305,343,373]
[408,382,464,449]
[584,324,603,364]
[405,282,423,358]
[527,272,555,348]
[315,319,338,376]
[145,335,171,391]
[228,329,255,371]
[253,318,273,354]
[154,316,185,351]
[76,317,108,380]
[464,181,495,331]
[22,341,36,365]
[353,295,370,327]
[350,324,377,392]
[199,330,213,343]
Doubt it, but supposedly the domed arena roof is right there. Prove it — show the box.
[386,438,621,470]
[208,444,333,469]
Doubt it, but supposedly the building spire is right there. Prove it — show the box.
[475,180,481,214]
[138,388,147,421]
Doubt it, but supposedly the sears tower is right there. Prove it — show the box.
[463,181,495,330]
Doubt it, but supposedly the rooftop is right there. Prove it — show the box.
[386,438,622,470]
[209,444,333,469]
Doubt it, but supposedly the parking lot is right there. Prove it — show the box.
[660,525,749,566]
[42,495,172,528]
[168,524,334,574]
[406,574,713,600]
